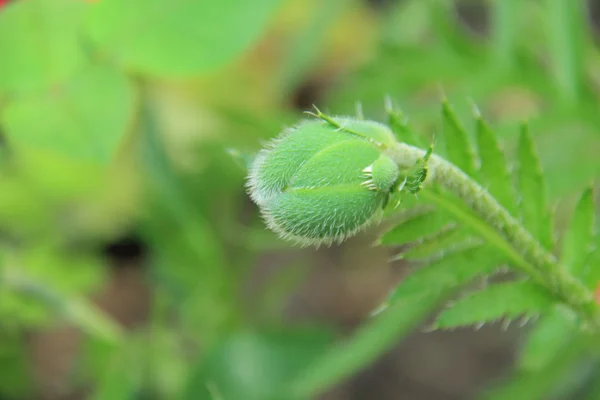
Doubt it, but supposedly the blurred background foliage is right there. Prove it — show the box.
[1,0,600,399]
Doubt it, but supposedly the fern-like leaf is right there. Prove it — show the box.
[516,123,553,249]
[561,187,595,279]
[385,245,503,307]
[379,207,454,246]
[385,100,425,147]
[433,281,554,329]
[441,99,477,177]
[475,113,517,214]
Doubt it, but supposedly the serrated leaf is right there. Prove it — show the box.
[517,124,553,249]
[419,187,535,275]
[441,99,477,177]
[475,115,516,213]
[387,245,503,305]
[434,281,554,329]
[379,208,455,246]
[562,188,595,279]
[385,102,424,147]
[400,227,472,260]
[519,308,575,372]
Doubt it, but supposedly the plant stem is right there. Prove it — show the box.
[385,143,600,329]
[547,0,585,105]
[492,0,518,69]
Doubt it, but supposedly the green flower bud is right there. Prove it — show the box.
[247,114,401,245]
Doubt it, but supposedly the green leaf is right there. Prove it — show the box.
[561,188,595,279]
[519,308,575,372]
[482,337,586,400]
[583,244,600,290]
[0,331,31,398]
[516,124,553,249]
[434,281,554,329]
[183,328,334,400]
[2,65,134,164]
[277,0,348,96]
[420,187,541,280]
[387,245,503,305]
[85,0,282,77]
[441,99,477,177]
[0,0,86,94]
[288,290,449,400]
[400,227,473,260]
[475,114,516,213]
[379,208,455,246]
[385,100,425,147]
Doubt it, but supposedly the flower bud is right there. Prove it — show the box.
[247,116,401,245]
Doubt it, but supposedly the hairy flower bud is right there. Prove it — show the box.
[247,114,401,245]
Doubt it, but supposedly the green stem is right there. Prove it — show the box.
[547,0,585,104]
[1,268,122,343]
[492,0,518,69]
[385,143,600,329]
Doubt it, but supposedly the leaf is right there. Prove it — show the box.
[516,123,553,249]
[379,208,455,246]
[183,328,334,400]
[277,0,348,96]
[2,65,135,164]
[0,0,86,94]
[441,99,477,177]
[475,114,517,213]
[482,337,586,400]
[583,244,600,290]
[434,281,554,329]
[400,227,473,260]
[420,187,538,278]
[288,289,449,400]
[561,188,595,279]
[385,99,425,147]
[519,308,575,372]
[0,332,31,398]
[85,0,283,77]
[4,274,122,343]
[387,245,503,305]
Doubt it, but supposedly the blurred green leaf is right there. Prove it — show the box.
[278,0,347,96]
[0,331,31,398]
[519,308,575,372]
[434,281,554,329]
[482,336,586,400]
[86,0,283,77]
[139,95,236,345]
[516,124,553,249]
[183,328,334,400]
[288,290,450,399]
[0,0,86,94]
[561,188,595,279]
[86,338,141,400]
[2,65,135,164]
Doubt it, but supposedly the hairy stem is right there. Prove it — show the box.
[385,143,600,329]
